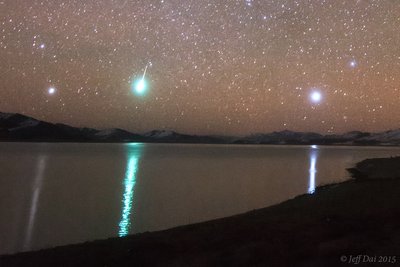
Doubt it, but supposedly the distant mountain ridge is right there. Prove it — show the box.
[1,112,400,145]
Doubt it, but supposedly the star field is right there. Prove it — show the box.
[0,0,399,135]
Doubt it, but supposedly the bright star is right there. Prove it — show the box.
[48,87,56,95]
[349,60,357,68]
[310,91,322,104]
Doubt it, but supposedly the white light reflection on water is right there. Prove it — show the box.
[308,146,319,194]
[118,143,143,237]
[23,155,47,250]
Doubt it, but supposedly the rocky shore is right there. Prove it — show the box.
[1,157,400,266]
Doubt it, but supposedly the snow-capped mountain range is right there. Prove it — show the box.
[1,112,400,145]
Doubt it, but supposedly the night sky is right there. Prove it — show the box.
[0,0,399,135]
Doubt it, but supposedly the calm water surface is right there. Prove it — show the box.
[1,143,400,255]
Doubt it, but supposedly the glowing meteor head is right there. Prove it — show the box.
[132,78,147,96]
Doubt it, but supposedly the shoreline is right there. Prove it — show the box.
[2,140,400,148]
[1,157,400,266]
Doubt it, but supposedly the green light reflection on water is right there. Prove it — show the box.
[118,143,143,237]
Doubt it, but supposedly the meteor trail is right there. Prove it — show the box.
[142,65,148,80]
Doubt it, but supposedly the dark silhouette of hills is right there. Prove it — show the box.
[1,112,400,145]
[0,112,223,143]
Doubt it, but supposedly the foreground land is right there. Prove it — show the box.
[2,158,400,266]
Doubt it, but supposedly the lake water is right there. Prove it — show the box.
[1,143,400,255]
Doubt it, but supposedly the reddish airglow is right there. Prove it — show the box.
[0,1,399,135]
